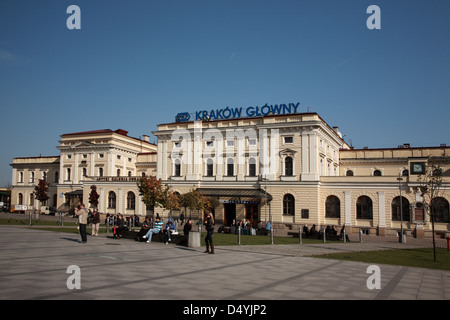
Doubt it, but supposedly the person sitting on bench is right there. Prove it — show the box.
[142,216,163,243]
[164,218,177,244]
[113,214,127,239]
[136,216,151,241]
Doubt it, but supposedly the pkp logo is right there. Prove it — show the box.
[176,112,191,122]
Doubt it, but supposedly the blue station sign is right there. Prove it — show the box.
[176,102,301,122]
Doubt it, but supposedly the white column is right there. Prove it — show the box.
[99,188,105,213]
[161,141,168,180]
[118,188,123,213]
[344,191,352,226]
[107,153,112,176]
[59,155,64,184]
[301,132,308,179]
[378,191,386,228]
[73,153,79,184]
[90,152,95,177]
[259,129,268,178]
[157,140,164,179]
[138,194,143,216]
[309,133,317,180]
[12,168,17,185]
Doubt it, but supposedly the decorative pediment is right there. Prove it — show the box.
[279,148,297,158]
[70,141,95,148]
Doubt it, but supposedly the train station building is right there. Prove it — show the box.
[9,105,450,238]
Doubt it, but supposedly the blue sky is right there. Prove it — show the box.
[0,0,449,186]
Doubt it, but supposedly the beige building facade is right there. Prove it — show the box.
[154,112,449,238]
[10,129,157,216]
[9,112,450,238]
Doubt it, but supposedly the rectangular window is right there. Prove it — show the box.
[249,163,256,177]
[284,136,293,144]
[207,163,214,176]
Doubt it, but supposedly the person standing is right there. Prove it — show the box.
[204,212,215,254]
[75,204,89,243]
[91,208,100,236]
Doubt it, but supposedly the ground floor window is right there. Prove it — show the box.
[356,196,373,219]
[391,196,410,221]
[108,191,116,209]
[283,194,295,215]
[325,195,340,218]
[431,197,450,222]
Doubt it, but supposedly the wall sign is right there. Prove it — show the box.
[176,102,301,122]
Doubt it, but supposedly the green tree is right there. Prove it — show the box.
[418,155,448,261]
[137,176,180,219]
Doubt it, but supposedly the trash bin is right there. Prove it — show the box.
[188,231,201,248]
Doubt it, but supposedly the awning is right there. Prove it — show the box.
[197,188,272,202]
[65,190,83,196]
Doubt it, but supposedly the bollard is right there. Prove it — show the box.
[299,228,302,244]
[323,228,326,243]
[359,229,363,243]
[29,212,32,226]
[270,226,274,245]
[238,226,241,245]
[106,217,110,233]
[343,229,346,243]
[60,212,64,226]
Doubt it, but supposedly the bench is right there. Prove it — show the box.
[111,229,186,245]
[288,231,343,241]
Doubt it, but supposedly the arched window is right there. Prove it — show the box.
[18,193,23,205]
[99,168,103,177]
[285,156,293,176]
[66,168,71,181]
[117,169,121,177]
[283,194,295,216]
[127,191,135,210]
[356,196,373,219]
[108,191,116,209]
[54,171,59,183]
[346,170,354,176]
[373,170,382,176]
[402,169,409,176]
[325,196,340,218]
[391,196,410,221]
[431,197,449,222]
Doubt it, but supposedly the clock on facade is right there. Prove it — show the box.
[410,162,425,175]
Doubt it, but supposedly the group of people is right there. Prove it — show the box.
[302,224,350,241]
[224,219,272,235]
[74,205,216,253]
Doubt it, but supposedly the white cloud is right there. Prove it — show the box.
[0,48,19,65]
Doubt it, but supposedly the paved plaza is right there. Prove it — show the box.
[0,225,449,303]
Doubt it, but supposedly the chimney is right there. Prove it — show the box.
[142,135,150,142]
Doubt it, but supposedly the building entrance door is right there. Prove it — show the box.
[245,204,259,227]
[224,203,236,226]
